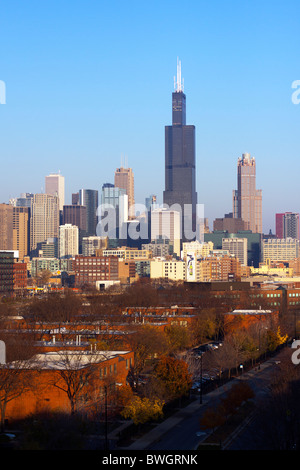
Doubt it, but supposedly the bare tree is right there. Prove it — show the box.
[44,350,105,415]
[0,334,36,432]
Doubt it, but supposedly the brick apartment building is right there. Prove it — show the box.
[5,350,134,422]
[13,262,27,291]
[74,255,119,288]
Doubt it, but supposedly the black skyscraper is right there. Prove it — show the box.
[163,59,197,241]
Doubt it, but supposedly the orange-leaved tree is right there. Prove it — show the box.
[152,355,192,402]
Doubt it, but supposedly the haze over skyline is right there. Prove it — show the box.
[1,0,300,234]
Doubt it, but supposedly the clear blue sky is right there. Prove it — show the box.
[1,0,300,232]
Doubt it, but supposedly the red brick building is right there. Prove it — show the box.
[74,255,119,288]
[5,350,134,422]
[13,262,27,291]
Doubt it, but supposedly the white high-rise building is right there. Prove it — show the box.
[151,208,181,256]
[45,173,65,211]
[59,224,79,259]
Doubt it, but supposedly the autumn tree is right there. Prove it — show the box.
[164,324,192,352]
[121,394,164,426]
[125,324,169,390]
[220,381,254,420]
[151,355,192,402]
[199,406,226,432]
[192,309,222,344]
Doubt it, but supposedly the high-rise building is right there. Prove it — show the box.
[0,204,30,259]
[213,213,247,233]
[276,212,299,240]
[145,194,157,212]
[151,208,181,257]
[0,251,14,295]
[0,204,13,250]
[79,189,98,237]
[233,153,262,234]
[222,237,248,266]
[163,59,197,241]
[63,204,87,253]
[30,194,60,254]
[45,173,65,211]
[59,224,79,259]
[114,167,135,218]
[9,193,33,208]
[13,206,30,260]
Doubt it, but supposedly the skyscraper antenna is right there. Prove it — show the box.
[174,57,184,93]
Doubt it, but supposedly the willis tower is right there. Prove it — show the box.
[163,58,197,241]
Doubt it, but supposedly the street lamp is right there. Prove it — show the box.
[198,353,203,404]
[104,385,108,451]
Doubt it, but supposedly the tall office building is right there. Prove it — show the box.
[0,204,13,250]
[45,173,65,211]
[98,183,128,243]
[0,204,29,259]
[163,59,197,241]
[233,153,262,234]
[276,212,299,239]
[114,167,135,218]
[79,189,98,237]
[13,206,30,260]
[30,194,60,253]
[9,193,33,209]
[63,204,87,253]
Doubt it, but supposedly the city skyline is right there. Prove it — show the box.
[0,1,300,233]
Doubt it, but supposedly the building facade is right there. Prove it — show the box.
[0,251,14,295]
[74,255,119,287]
[151,208,181,257]
[79,189,98,237]
[222,237,248,266]
[114,167,135,218]
[30,194,60,254]
[45,173,65,211]
[59,224,79,259]
[276,212,299,240]
[0,204,13,251]
[233,153,262,234]
[262,238,299,263]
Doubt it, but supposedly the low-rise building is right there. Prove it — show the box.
[74,255,119,288]
[5,350,134,422]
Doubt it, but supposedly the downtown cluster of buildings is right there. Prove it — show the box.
[1,60,300,295]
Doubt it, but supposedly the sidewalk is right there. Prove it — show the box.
[114,360,271,451]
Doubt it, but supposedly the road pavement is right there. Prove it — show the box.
[115,352,283,451]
